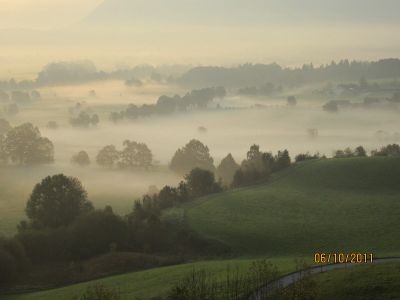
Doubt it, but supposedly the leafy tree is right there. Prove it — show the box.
[119,140,153,169]
[232,145,274,187]
[68,207,127,259]
[216,153,240,185]
[0,238,28,286]
[96,145,120,167]
[71,150,91,166]
[372,144,400,156]
[334,147,354,158]
[170,139,215,175]
[354,146,367,157]
[185,168,221,198]
[157,186,180,209]
[26,174,93,228]
[295,152,320,162]
[70,112,99,128]
[275,150,291,171]
[2,123,54,165]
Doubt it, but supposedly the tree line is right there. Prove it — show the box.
[178,58,400,88]
[109,87,226,123]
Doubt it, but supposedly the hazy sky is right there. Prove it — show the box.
[0,0,100,28]
[0,0,399,78]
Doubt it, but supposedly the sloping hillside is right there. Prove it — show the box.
[184,157,400,255]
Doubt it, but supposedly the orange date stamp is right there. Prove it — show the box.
[314,252,374,264]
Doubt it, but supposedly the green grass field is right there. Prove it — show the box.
[178,157,400,256]
[0,257,297,300]
[313,262,400,299]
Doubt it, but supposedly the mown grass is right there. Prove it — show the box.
[182,157,400,256]
[0,257,297,300]
[313,262,400,299]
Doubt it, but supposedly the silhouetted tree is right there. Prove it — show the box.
[119,140,153,169]
[170,139,215,175]
[68,207,127,259]
[185,168,221,198]
[275,150,291,171]
[70,112,99,128]
[96,145,120,168]
[2,123,54,165]
[71,151,91,166]
[26,174,93,228]
[372,144,400,156]
[354,146,367,157]
[216,153,240,185]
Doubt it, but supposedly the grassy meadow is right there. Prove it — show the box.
[178,157,400,256]
[0,257,297,300]
[313,262,400,299]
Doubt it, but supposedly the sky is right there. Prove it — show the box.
[0,0,399,78]
[0,0,100,28]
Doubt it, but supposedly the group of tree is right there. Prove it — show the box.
[333,144,400,158]
[0,90,41,103]
[232,145,291,187]
[70,111,99,128]
[0,172,222,287]
[170,139,215,175]
[295,152,321,163]
[0,122,54,165]
[109,87,226,123]
[334,146,367,158]
[169,140,291,187]
[237,82,282,97]
[142,167,221,211]
[96,140,153,169]
[372,144,400,157]
[178,59,400,88]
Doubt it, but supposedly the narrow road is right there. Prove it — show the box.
[250,257,400,300]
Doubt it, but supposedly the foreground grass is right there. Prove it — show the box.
[314,262,400,299]
[1,257,297,300]
[182,157,400,256]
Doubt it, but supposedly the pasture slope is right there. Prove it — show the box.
[184,157,400,255]
[313,262,400,299]
[0,258,296,300]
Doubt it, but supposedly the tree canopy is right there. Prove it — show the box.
[216,153,240,185]
[71,151,91,166]
[170,139,215,175]
[2,123,54,165]
[26,174,93,228]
